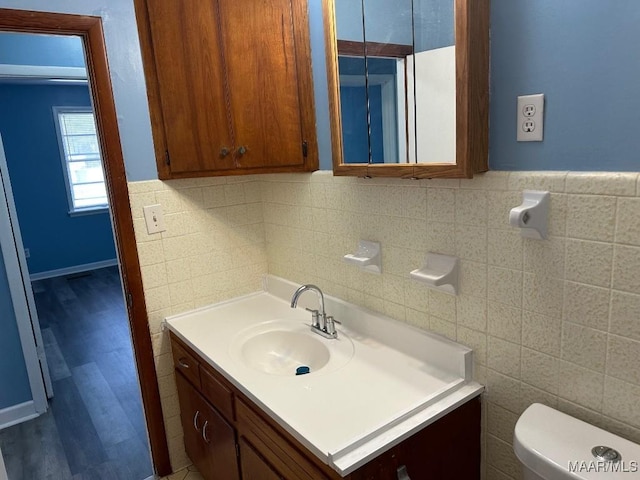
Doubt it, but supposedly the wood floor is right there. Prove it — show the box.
[0,266,153,480]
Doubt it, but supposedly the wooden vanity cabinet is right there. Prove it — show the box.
[134,0,319,179]
[238,437,283,480]
[175,373,240,480]
[170,333,481,480]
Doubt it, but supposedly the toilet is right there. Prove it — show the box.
[514,403,640,479]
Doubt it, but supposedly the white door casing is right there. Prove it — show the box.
[0,133,52,426]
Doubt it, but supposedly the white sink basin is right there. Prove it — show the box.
[229,319,355,376]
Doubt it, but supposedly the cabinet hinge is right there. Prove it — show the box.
[302,141,308,158]
[235,443,240,458]
[164,149,171,166]
[126,292,133,309]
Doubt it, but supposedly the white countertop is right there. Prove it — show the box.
[165,275,483,476]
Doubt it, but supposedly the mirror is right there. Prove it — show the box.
[324,0,489,178]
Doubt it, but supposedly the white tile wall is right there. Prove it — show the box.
[260,170,640,480]
[129,176,267,472]
[131,170,640,479]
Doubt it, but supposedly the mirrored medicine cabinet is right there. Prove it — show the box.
[323,0,490,179]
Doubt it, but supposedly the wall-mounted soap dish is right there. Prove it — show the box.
[410,253,459,295]
[343,240,382,274]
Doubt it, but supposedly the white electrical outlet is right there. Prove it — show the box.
[143,204,166,234]
[517,94,544,142]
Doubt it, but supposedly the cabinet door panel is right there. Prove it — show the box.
[218,0,306,169]
[175,372,208,476]
[176,372,241,480]
[239,437,282,480]
[145,0,235,173]
[201,395,240,480]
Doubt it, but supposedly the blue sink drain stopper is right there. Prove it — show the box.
[295,366,310,375]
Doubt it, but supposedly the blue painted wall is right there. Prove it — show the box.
[340,85,384,164]
[414,0,454,51]
[338,57,398,164]
[0,32,85,67]
[334,0,453,51]
[0,83,116,275]
[0,249,32,409]
[0,0,158,182]
[2,0,637,178]
[335,0,413,45]
[0,0,150,415]
[323,0,640,172]
[490,0,640,171]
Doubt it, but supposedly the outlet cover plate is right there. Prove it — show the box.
[517,94,544,142]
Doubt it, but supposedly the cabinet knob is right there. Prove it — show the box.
[202,420,211,443]
[193,411,201,432]
[220,147,231,157]
[237,145,248,156]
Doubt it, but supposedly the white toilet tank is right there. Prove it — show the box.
[514,403,640,479]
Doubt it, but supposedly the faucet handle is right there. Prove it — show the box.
[305,308,320,328]
[325,316,339,338]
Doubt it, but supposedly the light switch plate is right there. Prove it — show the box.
[143,204,166,234]
[517,94,544,142]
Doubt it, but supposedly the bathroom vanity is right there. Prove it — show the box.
[165,276,483,479]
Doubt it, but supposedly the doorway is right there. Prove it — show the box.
[0,266,153,479]
[0,9,170,477]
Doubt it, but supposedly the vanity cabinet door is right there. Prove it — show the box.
[236,398,329,480]
[176,372,241,480]
[238,437,283,480]
[176,372,210,477]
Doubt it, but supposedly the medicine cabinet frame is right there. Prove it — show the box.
[323,0,490,179]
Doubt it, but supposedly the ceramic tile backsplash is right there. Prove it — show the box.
[130,170,640,479]
[128,176,267,472]
[260,170,640,480]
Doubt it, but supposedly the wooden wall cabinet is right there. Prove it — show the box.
[170,333,481,480]
[134,0,319,179]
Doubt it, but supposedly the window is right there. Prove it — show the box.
[54,107,108,214]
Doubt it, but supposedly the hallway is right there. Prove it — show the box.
[0,266,152,479]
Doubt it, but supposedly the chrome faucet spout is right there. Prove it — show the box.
[290,284,337,339]
[290,284,325,316]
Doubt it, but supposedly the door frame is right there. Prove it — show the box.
[0,9,171,476]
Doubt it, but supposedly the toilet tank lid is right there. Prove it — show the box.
[514,403,640,480]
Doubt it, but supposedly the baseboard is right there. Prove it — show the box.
[29,259,118,281]
[0,401,39,430]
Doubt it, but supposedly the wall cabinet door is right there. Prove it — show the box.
[216,0,310,170]
[145,0,235,174]
[136,0,319,178]
[176,372,240,480]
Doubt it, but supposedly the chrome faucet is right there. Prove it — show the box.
[290,284,338,339]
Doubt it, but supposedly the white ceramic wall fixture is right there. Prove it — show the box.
[343,240,382,274]
[410,252,459,295]
[509,190,550,239]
